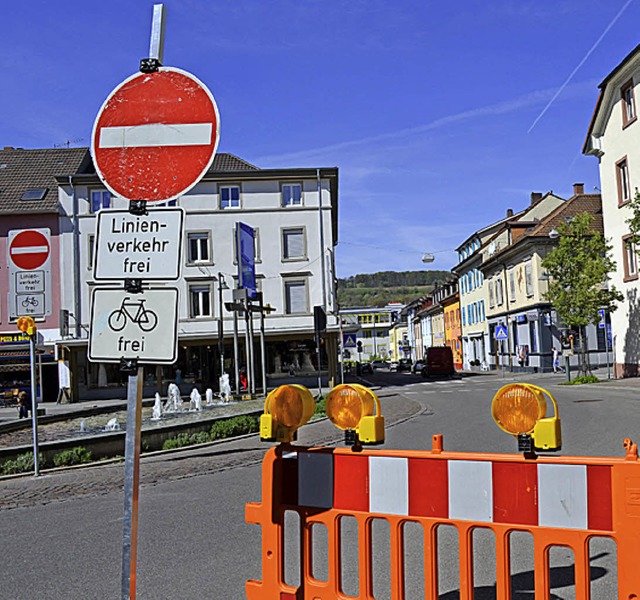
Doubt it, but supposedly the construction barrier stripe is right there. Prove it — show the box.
[290,451,613,532]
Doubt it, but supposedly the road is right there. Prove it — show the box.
[0,371,638,599]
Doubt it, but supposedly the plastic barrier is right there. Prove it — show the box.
[246,435,640,599]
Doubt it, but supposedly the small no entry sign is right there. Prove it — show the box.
[9,229,50,270]
[91,67,220,203]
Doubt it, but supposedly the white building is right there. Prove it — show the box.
[584,44,640,378]
[56,151,339,398]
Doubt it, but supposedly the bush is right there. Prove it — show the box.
[53,447,93,467]
[210,415,259,440]
[564,375,600,385]
[314,397,326,419]
[1,452,44,475]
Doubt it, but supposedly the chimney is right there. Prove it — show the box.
[506,208,514,218]
[573,183,584,196]
[530,192,543,205]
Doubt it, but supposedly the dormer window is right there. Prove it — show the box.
[21,188,47,201]
[622,79,637,128]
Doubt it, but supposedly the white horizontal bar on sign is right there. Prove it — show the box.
[11,246,48,254]
[99,123,213,148]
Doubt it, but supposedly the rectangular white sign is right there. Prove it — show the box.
[94,208,184,281]
[88,287,179,364]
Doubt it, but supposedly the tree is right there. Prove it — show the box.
[625,190,640,247]
[541,212,623,376]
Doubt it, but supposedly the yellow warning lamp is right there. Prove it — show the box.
[325,383,385,446]
[260,384,315,443]
[17,316,37,337]
[491,383,561,453]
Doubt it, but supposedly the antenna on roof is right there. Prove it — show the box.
[54,138,85,149]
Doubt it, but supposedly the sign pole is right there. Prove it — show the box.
[29,333,40,476]
[121,364,143,600]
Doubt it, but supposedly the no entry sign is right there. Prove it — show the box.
[9,229,50,270]
[7,228,52,319]
[91,67,220,203]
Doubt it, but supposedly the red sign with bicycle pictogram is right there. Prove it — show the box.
[9,229,50,270]
[91,67,220,203]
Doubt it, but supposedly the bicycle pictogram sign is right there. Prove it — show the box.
[108,297,159,332]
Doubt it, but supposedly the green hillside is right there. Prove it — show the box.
[337,270,452,308]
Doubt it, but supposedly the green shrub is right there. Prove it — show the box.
[314,397,326,418]
[210,414,259,440]
[1,452,44,475]
[563,375,601,385]
[162,430,215,450]
[53,447,93,467]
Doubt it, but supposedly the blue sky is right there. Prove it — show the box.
[2,1,639,277]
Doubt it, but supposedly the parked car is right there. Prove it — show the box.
[397,358,412,372]
[360,362,374,374]
[390,358,412,372]
[421,346,455,378]
[411,360,426,374]
[371,360,389,370]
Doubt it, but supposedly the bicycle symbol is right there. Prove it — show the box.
[108,297,158,332]
[21,296,39,308]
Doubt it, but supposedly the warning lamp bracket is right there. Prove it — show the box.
[518,434,535,457]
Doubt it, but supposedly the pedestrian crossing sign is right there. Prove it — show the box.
[343,333,357,348]
[495,325,508,340]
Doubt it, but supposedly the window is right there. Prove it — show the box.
[220,185,240,209]
[284,279,308,314]
[91,189,111,212]
[622,79,637,127]
[623,235,639,281]
[496,279,504,305]
[188,283,212,318]
[525,261,533,297]
[187,232,211,264]
[88,235,95,270]
[616,158,631,205]
[488,280,495,307]
[282,183,302,207]
[282,227,306,260]
[508,268,516,301]
[462,306,466,326]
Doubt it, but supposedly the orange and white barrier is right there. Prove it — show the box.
[246,436,640,599]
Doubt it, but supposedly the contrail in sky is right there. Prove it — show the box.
[527,0,635,133]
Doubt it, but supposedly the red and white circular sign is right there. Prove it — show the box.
[91,67,220,203]
[9,230,50,270]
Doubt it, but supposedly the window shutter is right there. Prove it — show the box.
[284,229,304,258]
[286,281,306,313]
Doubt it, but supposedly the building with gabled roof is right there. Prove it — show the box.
[584,44,640,378]
[481,184,609,373]
[0,146,91,400]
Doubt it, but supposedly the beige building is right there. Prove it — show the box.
[584,44,640,377]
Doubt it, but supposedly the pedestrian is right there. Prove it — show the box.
[239,368,248,391]
[17,391,29,419]
[552,346,560,374]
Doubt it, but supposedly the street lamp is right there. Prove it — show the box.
[548,228,559,239]
[216,273,230,380]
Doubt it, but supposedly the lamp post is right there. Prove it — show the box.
[217,273,229,383]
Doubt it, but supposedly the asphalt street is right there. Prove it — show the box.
[0,370,638,599]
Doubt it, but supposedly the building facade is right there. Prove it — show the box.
[584,44,640,377]
[52,151,339,399]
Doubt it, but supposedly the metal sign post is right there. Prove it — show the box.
[121,365,143,600]
[28,333,40,476]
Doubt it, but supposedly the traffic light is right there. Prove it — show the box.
[325,383,385,446]
[356,341,363,353]
[17,316,37,336]
[491,383,561,452]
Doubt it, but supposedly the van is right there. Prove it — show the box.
[421,346,455,378]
